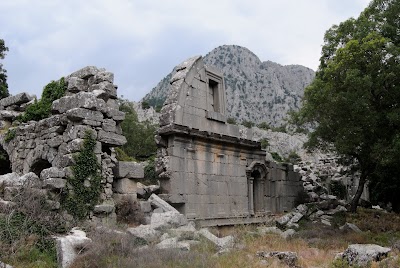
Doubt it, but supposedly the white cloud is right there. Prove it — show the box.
[0,0,371,101]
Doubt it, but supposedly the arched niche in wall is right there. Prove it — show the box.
[0,145,11,175]
[246,161,268,215]
[30,159,52,177]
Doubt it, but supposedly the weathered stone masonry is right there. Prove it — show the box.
[156,56,302,226]
[0,66,142,222]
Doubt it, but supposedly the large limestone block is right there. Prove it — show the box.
[0,92,33,107]
[127,225,160,243]
[114,161,144,179]
[97,130,126,146]
[0,172,39,187]
[68,66,102,79]
[150,211,188,230]
[339,244,391,266]
[66,108,103,122]
[52,92,107,114]
[67,77,86,93]
[89,81,117,99]
[155,237,190,251]
[43,178,67,190]
[198,228,234,250]
[113,178,137,194]
[0,110,21,120]
[40,167,66,180]
[56,228,92,268]
[148,194,178,213]
[105,108,125,121]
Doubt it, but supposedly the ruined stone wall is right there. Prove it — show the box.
[0,66,132,222]
[157,56,302,226]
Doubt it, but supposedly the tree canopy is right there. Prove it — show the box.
[0,39,9,99]
[119,100,157,161]
[293,0,400,212]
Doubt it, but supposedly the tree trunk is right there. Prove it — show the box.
[349,172,367,213]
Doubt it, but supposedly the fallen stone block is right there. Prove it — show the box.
[257,251,298,267]
[281,229,296,240]
[0,261,13,268]
[339,223,362,233]
[276,212,294,227]
[150,211,188,230]
[127,225,160,243]
[56,228,92,268]
[198,228,234,250]
[257,226,283,235]
[139,201,152,213]
[338,244,391,266]
[148,194,178,213]
[155,237,190,251]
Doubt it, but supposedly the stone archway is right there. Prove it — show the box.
[247,161,268,215]
[0,145,11,175]
[30,159,51,177]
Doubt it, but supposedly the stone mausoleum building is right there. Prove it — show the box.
[156,56,302,226]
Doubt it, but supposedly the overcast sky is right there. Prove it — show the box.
[1,0,370,102]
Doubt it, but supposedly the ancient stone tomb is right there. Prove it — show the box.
[156,56,302,226]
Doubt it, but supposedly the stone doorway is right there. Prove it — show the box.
[247,162,267,215]
[0,145,11,175]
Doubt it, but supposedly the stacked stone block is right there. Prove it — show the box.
[113,161,144,203]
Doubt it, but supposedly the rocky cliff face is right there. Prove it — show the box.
[143,45,315,126]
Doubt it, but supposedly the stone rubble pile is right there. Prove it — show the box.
[58,192,236,268]
[294,157,363,204]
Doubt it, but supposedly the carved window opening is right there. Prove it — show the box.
[208,79,220,112]
[31,159,51,177]
[205,68,226,123]
[0,146,11,175]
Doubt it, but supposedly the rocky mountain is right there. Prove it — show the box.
[142,45,315,126]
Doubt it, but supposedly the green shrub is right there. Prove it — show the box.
[242,120,255,128]
[284,151,302,164]
[227,117,237,125]
[18,78,66,122]
[260,138,269,149]
[141,101,150,109]
[62,131,102,220]
[119,101,157,161]
[271,124,287,133]
[329,180,347,200]
[4,128,16,142]
[115,147,135,162]
[257,122,270,130]
[143,157,159,185]
[0,182,65,267]
[271,152,283,162]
